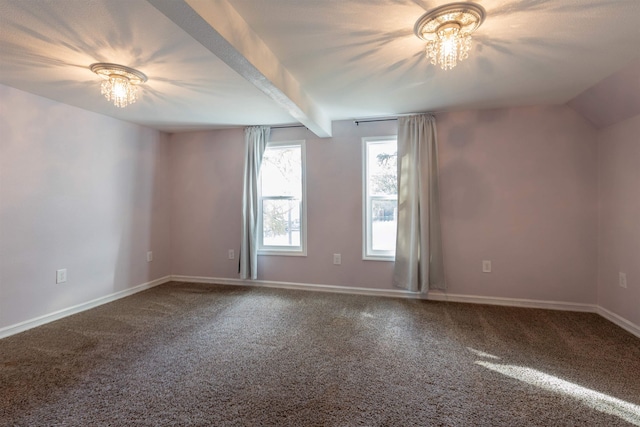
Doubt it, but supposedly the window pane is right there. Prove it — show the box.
[371,199,397,251]
[262,198,301,247]
[259,141,306,254]
[364,137,398,259]
[367,141,397,196]
[261,146,302,198]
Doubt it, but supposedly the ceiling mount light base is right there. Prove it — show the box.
[90,63,147,108]
[414,2,486,70]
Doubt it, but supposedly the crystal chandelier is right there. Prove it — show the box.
[90,63,147,108]
[414,2,486,70]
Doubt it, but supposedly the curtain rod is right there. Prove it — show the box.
[353,118,398,126]
[271,120,396,129]
[271,113,442,129]
[354,113,444,126]
[270,119,396,130]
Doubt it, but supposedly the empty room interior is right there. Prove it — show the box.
[1,0,639,425]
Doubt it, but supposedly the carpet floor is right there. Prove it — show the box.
[1,282,639,426]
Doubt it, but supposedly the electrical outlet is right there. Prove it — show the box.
[147,251,153,262]
[619,272,627,288]
[482,260,492,273]
[56,269,67,284]
[228,249,235,260]
[333,253,341,265]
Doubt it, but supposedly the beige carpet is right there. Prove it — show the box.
[1,281,639,426]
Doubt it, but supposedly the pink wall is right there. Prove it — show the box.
[597,113,640,326]
[169,128,247,280]
[567,59,640,129]
[170,105,599,303]
[438,106,598,302]
[1,71,633,332]
[0,85,171,330]
[169,122,397,289]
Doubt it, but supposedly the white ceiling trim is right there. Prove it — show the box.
[147,0,332,137]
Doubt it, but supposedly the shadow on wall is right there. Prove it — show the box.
[0,85,170,328]
[113,129,168,294]
[438,113,498,220]
[439,159,492,221]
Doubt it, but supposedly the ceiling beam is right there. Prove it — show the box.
[147,0,332,137]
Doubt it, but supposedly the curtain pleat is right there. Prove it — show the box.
[240,126,270,280]
[392,115,445,293]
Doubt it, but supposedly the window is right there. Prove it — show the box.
[363,137,398,260]
[258,141,306,255]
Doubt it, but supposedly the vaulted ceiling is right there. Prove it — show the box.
[1,0,639,135]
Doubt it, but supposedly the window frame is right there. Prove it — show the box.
[257,140,307,257]
[362,136,398,261]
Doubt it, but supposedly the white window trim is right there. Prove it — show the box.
[258,140,307,257]
[362,136,397,261]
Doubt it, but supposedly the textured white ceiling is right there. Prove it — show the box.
[229,0,640,116]
[1,0,639,133]
[0,0,296,131]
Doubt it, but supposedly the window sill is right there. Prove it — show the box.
[363,255,395,262]
[259,250,307,257]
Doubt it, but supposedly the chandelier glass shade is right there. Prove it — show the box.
[414,2,485,70]
[90,63,147,108]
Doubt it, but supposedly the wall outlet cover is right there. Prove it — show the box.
[482,260,492,273]
[619,272,627,288]
[56,269,67,284]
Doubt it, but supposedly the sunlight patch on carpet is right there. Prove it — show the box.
[476,361,640,426]
[467,347,501,359]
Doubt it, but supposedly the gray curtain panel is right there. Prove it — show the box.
[240,126,271,280]
[393,115,445,293]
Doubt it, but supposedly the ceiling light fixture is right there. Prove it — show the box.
[90,63,147,108]
[414,2,486,70]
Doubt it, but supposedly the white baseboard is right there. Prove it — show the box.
[170,275,424,299]
[3,275,637,340]
[0,275,172,339]
[426,290,598,312]
[172,275,596,311]
[597,306,640,338]
[171,275,639,339]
